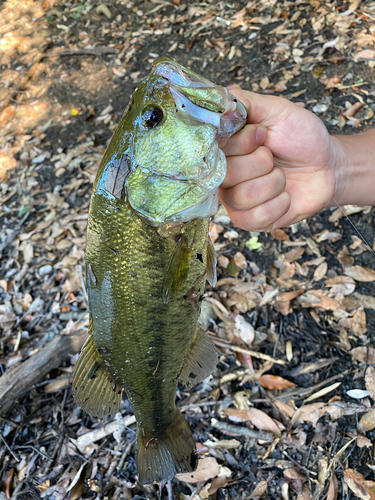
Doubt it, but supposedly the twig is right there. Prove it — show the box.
[0,329,87,416]
[0,431,19,462]
[283,451,317,476]
[43,47,119,58]
[210,336,287,365]
[250,369,351,403]
[210,418,274,441]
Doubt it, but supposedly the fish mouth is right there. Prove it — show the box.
[153,57,247,144]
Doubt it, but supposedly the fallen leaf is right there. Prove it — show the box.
[248,480,268,498]
[344,266,375,282]
[96,4,111,18]
[353,49,375,62]
[258,375,295,390]
[350,347,375,365]
[246,235,263,250]
[225,408,281,437]
[327,473,338,500]
[233,251,247,269]
[304,382,341,403]
[260,76,270,89]
[346,389,372,399]
[204,439,240,450]
[344,469,375,500]
[176,457,220,484]
[207,474,229,496]
[283,247,305,262]
[274,400,296,419]
[365,366,375,400]
[270,228,290,241]
[358,407,375,432]
[234,315,255,346]
[315,231,342,242]
[314,262,327,281]
[351,307,367,336]
[324,275,355,295]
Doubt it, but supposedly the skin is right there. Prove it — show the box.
[220,89,375,231]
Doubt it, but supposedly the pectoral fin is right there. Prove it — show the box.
[179,326,218,388]
[73,336,123,418]
[206,237,217,287]
[163,236,192,304]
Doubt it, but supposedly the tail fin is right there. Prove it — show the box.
[137,409,198,484]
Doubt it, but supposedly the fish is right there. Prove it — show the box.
[73,57,247,484]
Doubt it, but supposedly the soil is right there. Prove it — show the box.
[0,1,375,499]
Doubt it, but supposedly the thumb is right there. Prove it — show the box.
[228,88,291,126]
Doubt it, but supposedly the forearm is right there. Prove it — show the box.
[332,129,375,206]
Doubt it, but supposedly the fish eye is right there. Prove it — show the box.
[143,106,163,128]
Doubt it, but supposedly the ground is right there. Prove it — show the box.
[0,1,375,499]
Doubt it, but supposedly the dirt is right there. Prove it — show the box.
[1,0,375,499]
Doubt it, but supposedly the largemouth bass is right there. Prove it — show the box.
[73,57,246,484]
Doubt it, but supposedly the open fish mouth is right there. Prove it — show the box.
[153,57,247,145]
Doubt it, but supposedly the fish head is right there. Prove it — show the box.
[113,57,247,226]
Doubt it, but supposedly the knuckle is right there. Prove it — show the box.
[249,205,274,230]
[257,146,273,171]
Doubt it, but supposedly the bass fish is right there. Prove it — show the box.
[73,57,246,484]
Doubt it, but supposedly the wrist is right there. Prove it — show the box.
[329,131,375,207]
[328,135,350,207]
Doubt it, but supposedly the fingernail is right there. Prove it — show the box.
[256,126,267,145]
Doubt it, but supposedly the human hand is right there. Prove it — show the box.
[220,89,338,231]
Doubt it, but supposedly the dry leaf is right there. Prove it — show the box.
[207,474,229,496]
[233,251,247,269]
[358,407,375,432]
[260,76,270,89]
[356,435,372,448]
[324,275,355,295]
[344,469,375,500]
[274,400,296,419]
[365,367,375,400]
[225,408,281,437]
[270,228,290,241]
[234,315,255,346]
[327,472,338,500]
[44,376,70,393]
[283,247,305,262]
[248,480,268,498]
[351,307,367,336]
[290,402,326,426]
[315,231,342,242]
[258,375,294,390]
[314,262,327,282]
[344,266,375,282]
[176,457,220,484]
[204,439,240,450]
[304,382,341,403]
[353,49,375,62]
[350,347,375,365]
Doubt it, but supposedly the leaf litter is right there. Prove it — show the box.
[0,0,375,498]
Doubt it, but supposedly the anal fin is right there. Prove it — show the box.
[179,327,218,388]
[73,336,123,418]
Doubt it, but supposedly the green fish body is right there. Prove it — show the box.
[73,58,246,484]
